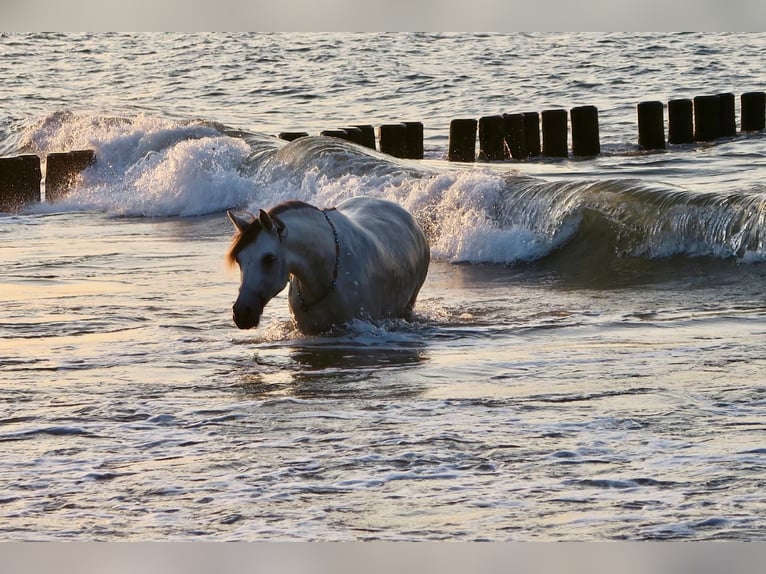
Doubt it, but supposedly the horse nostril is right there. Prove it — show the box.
[232,300,262,330]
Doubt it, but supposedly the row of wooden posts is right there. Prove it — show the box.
[280,90,766,162]
[637,91,766,149]
[279,123,425,160]
[2,91,764,211]
[0,150,95,212]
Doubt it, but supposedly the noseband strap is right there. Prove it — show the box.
[295,208,340,312]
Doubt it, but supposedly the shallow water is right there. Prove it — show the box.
[3,212,765,540]
[2,33,766,540]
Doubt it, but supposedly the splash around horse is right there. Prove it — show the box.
[226,196,430,335]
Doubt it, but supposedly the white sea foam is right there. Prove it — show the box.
[242,151,566,264]
[28,114,256,217]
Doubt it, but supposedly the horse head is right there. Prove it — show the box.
[226,209,288,329]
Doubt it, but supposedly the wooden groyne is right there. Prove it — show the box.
[0,150,94,212]
[2,90,763,211]
[312,122,425,159]
[639,92,766,150]
[282,89,764,162]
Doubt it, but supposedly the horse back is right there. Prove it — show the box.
[336,197,429,264]
[335,197,429,305]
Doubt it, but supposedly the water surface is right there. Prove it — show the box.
[1,33,765,540]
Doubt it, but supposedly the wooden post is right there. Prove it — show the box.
[448,118,477,162]
[0,155,41,211]
[340,127,364,146]
[353,124,377,150]
[403,121,424,159]
[278,132,308,141]
[668,98,693,144]
[694,95,721,142]
[503,113,528,160]
[378,124,408,158]
[478,115,506,161]
[45,150,95,202]
[541,109,568,158]
[637,101,665,150]
[741,92,765,132]
[717,92,736,138]
[570,105,600,157]
[522,112,541,157]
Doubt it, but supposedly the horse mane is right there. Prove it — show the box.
[225,200,317,267]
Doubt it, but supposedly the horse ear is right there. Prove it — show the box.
[258,209,274,231]
[227,210,253,232]
[257,210,287,238]
[272,213,287,239]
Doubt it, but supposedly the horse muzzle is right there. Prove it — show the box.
[232,298,264,329]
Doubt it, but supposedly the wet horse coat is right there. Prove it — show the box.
[227,197,430,334]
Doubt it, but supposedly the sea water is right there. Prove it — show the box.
[1,32,766,540]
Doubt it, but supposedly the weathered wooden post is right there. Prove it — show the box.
[45,150,95,202]
[637,101,665,150]
[403,121,424,159]
[378,123,408,158]
[0,155,41,211]
[278,132,309,141]
[503,113,528,160]
[717,92,736,138]
[570,105,600,157]
[541,109,568,158]
[448,118,477,162]
[694,95,721,142]
[353,124,377,150]
[668,98,693,144]
[741,91,765,132]
[478,115,506,161]
[340,127,364,146]
[522,112,541,157]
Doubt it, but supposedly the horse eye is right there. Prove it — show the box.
[261,253,276,266]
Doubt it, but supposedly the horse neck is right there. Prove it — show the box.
[280,206,339,300]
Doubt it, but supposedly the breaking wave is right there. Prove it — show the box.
[16,111,766,265]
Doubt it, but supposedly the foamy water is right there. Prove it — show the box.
[2,33,766,541]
